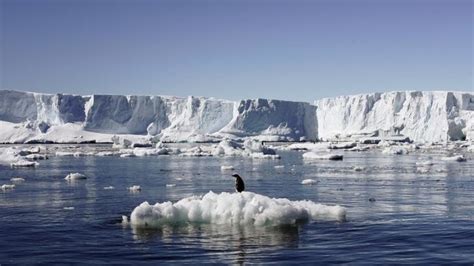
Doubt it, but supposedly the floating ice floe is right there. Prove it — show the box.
[382,147,409,155]
[301,179,317,185]
[328,142,357,149]
[25,154,48,160]
[220,165,235,171]
[346,145,370,152]
[467,145,474,153]
[104,186,115,190]
[352,166,365,172]
[11,159,39,168]
[416,160,434,166]
[132,147,169,157]
[213,139,245,156]
[96,151,117,157]
[416,168,430,174]
[120,153,135,158]
[63,207,75,210]
[10,177,25,182]
[274,165,285,169]
[441,155,467,162]
[166,184,176,188]
[64,172,87,180]
[302,152,343,161]
[128,185,141,192]
[129,191,346,228]
[179,146,212,157]
[1,184,16,190]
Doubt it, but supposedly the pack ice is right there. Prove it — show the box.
[0,90,472,143]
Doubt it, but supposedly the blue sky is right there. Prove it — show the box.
[1,0,472,101]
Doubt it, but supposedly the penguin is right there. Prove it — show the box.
[232,173,245,193]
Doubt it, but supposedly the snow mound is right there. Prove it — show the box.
[130,191,346,228]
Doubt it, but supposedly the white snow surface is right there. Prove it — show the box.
[1,90,472,143]
[130,191,346,227]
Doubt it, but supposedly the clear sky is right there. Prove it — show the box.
[1,0,472,101]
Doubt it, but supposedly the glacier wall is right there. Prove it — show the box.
[0,90,315,142]
[0,89,472,143]
[315,91,474,142]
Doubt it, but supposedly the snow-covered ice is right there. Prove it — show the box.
[129,191,346,227]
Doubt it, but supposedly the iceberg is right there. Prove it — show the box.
[129,191,346,228]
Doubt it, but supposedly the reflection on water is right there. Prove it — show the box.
[131,223,299,264]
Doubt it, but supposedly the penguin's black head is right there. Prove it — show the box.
[232,173,240,178]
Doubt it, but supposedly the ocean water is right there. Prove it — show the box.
[1,149,473,264]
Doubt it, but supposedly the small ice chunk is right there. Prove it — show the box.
[63,207,75,210]
[64,172,87,180]
[301,179,317,185]
[382,147,409,155]
[104,186,115,190]
[274,165,285,169]
[166,184,176,187]
[11,160,39,168]
[128,185,141,192]
[10,177,25,182]
[96,151,116,157]
[25,154,48,160]
[441,155,466,162]
[352,166,365,172]
[122,215,129,225]
[303,152,343,160]
[416,160,434,166]
[328,142,357,149]
[120,153,136,158]
[1,184,15,190]
[55,151,75,157]
[221,165,235,171]
[249,153,281,159]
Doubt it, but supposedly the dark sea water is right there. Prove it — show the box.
[1,149,473,264]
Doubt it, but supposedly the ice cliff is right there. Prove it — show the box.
[315,91,474,142]
[0,90,472,143]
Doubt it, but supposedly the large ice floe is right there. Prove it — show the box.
[1,90,472,144]
[129,191,346,228]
